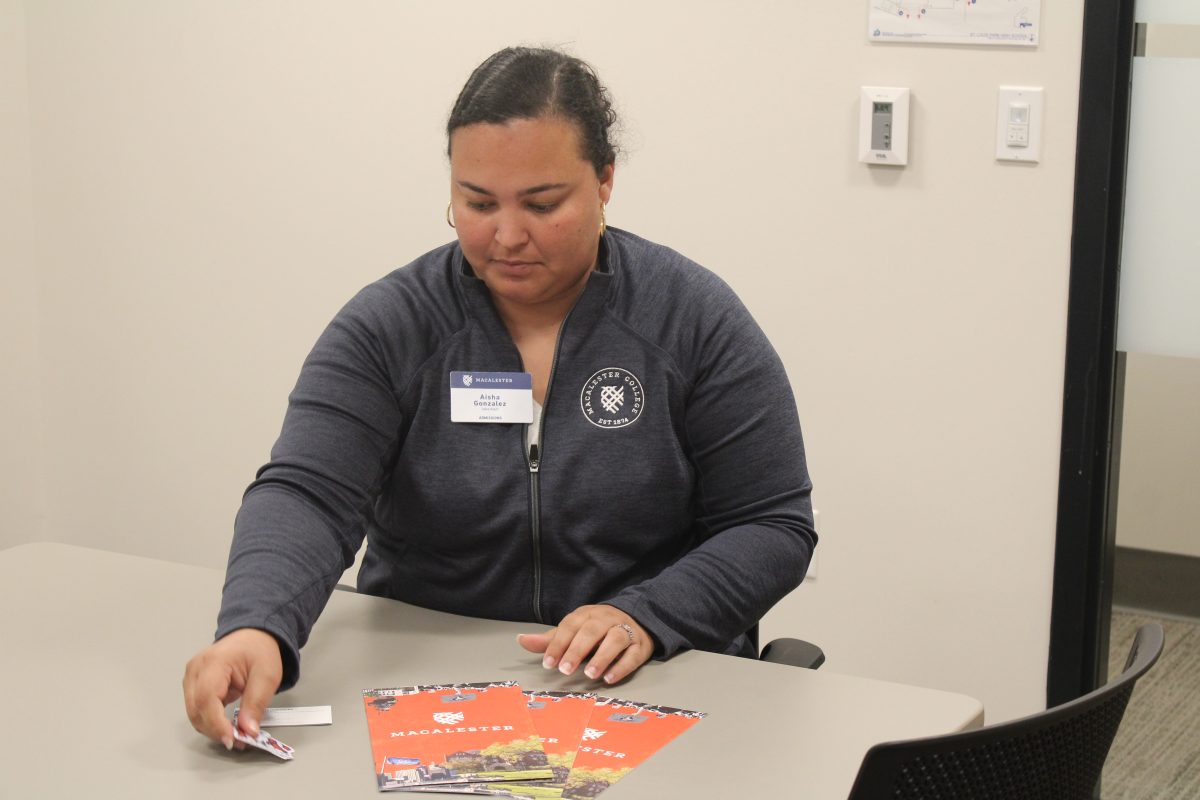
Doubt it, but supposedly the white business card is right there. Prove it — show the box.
[262,705,333,726]
[236,705,333,727]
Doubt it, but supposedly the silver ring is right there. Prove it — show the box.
[616,623,635,647]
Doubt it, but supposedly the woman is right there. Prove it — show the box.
[184,46,815,749]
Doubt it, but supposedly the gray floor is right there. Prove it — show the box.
[1102,609,1200,799]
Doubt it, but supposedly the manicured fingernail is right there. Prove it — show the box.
[223,736,234,750]
[246,721,259,736]
[558,661,574,675]
[584,666,598,679]
[604,673,616,684]
[542,655,556,669]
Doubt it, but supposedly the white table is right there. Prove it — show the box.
[0,543,982,798]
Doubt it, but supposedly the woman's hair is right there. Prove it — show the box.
[447,47,618,177]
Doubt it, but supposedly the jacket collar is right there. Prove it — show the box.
[453,234,617,350]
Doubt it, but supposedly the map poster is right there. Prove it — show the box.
[869,0,1040,46]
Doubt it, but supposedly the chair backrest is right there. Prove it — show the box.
[846,623,1164,800]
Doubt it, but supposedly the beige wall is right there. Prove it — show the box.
[1116,353,1200,558]
[0,0,46,549]
[16,0,1085,722]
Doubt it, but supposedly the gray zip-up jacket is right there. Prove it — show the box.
[216,228,816,690]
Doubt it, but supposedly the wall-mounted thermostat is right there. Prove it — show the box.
[859,86,910,166]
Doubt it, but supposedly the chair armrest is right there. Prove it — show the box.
[760,637,825,669]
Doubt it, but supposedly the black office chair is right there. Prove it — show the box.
[760,636,826,669]
[749,622,826,670]
[845,622,1164,800]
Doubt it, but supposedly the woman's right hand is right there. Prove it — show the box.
[182,628,283,749]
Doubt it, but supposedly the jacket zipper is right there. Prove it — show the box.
[527,442,543,623]
[524,305,577,624]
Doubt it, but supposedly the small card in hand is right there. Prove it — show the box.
[230,727,295,760]
[229,710,296,761]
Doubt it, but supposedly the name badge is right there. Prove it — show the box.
[450,371,534,424]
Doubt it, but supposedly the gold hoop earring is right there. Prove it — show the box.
[446,201,455,229]
[599,204,606,238]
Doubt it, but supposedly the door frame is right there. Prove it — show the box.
[1048,0,1137,708]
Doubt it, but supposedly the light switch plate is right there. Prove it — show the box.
[996,86,1043,162]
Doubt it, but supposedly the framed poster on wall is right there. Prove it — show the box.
[868,0,1040,45]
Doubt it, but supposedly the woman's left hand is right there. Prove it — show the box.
[517,604,654,685]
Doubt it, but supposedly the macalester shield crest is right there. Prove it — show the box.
[462,374,473,387]
[433,711,465,725]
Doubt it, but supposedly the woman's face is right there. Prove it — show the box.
[449,117,614,316]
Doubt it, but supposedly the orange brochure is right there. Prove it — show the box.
[525,692,597,778]
[500,691,597,797]
[400,690,598,799]
[561,697,705,799]
[363,682,553,791]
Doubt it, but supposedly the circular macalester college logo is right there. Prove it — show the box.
[580,368,644,429]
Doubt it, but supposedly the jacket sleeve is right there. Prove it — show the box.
[605,281,816,659]
[214,288,406,690]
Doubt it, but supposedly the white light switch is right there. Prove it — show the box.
[1006,102,1030,146]
[996,87,1043,162]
